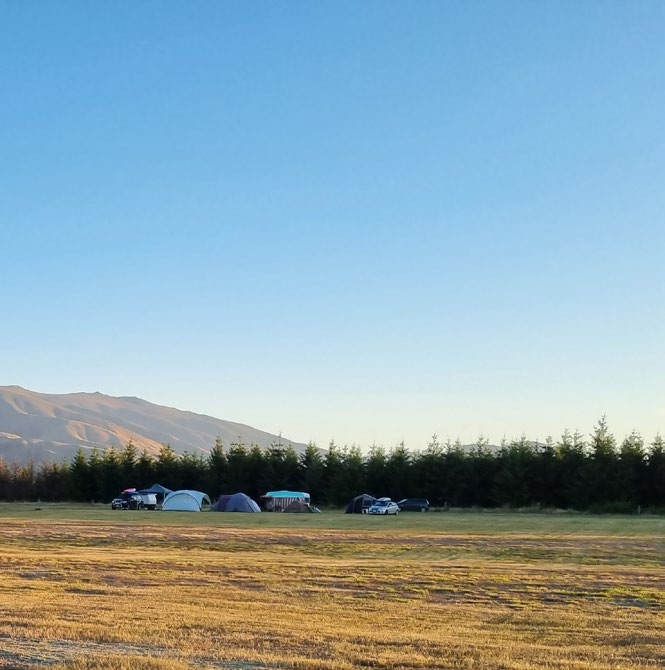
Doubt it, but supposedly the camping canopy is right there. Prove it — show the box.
[212,492,261,512]
[345,493,376,514]
[162,490,211,512]
[264,490,310,500]
[138,483,173,497]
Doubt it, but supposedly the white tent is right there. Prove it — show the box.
[162,490,211,512]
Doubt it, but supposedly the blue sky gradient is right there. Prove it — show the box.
[2,2,664,448]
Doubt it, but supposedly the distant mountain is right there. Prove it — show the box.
[0,386,307,464]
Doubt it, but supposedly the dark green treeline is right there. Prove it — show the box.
[1,419,664,512]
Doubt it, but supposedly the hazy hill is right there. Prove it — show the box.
[0,386,307,464]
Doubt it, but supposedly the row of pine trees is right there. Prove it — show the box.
[1,419,664,511]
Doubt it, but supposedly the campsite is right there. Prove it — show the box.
[1,504,663,670]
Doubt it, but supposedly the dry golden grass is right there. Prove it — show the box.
[0,509,663,670]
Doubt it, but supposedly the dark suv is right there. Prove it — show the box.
[111,492,144,510]
[397,498,430,512]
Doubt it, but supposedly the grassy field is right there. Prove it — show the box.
[0,505,663,670]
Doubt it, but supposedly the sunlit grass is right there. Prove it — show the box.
[1,505,663,669]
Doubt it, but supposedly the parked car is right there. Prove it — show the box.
[111,493,137,510]
[111,491,157,510]
[367,497,400,515]
[397,498,430,512]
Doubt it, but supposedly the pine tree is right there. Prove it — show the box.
[588,416,619,506]
[206,437,228,497]
[299,442,325,498]
[617,431,646,507]
[646,435,665,508]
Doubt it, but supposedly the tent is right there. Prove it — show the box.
[162,490,211,512]
[212,492,261,512]
[345,493,376,514]
[138,483,173,505]
[138,483,173,497]
[211,494,232,512]
[283,500,316,513]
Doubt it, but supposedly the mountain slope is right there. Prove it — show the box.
[0,386,306,464]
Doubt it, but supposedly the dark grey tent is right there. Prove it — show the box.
[138,483,173,497]
[212,492,261,512]
[345,493,376,514]
[138,483,173,505]
[283,500,316,513]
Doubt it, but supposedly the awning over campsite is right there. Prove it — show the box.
[138,483,173,496]
[261,490,311,512]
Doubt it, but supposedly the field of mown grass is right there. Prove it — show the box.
[0,504,663,670]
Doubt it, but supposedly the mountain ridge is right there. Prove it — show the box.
[0,386,307,464]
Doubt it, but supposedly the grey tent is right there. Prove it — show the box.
[138,483,173,497]
[212,492,261,512]
[138,483,173,505]
[284,500,315,513]
[345,493,376,514]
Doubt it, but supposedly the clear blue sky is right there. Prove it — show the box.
[2,1,664,449]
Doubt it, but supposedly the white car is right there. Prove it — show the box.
[367,498,400,515]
